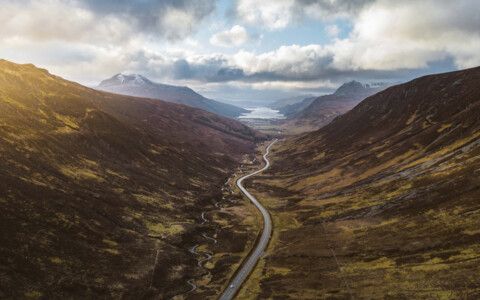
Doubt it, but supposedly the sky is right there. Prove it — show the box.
[0,0,479,105]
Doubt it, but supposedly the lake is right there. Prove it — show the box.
[239,107,285,119]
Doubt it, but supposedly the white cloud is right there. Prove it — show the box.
[327,0,480,70]
[0,0,215,44]
[232,45,331,79]
[210,25,250,47]
[325,25,340,37]
[232,0,374,30]
[0,0,132,45]
[232,0,480,72]
[233,0,295,30]
[1,0,479,100]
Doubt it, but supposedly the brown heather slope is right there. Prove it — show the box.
[281,82,386,134]
[241,67,480,299]
[0,60,266,299]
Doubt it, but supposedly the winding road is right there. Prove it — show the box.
[219,139,278,300]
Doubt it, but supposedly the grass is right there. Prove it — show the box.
[104,249,120,255]
[133,193,173,209]
[102,239,118,247]
[235,130,480,299]
[144,221,184,235]
[24,291,42,298]
[59,166,105,182]
[49,257,63,264]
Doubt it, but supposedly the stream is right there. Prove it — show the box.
[170,178,230,299]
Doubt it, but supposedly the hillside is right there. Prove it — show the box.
[277,96,316,117]
[97,74,248,118]
[268,94,314,110]
[283,81,386,133]
[240,68,480,298]
[0,60,266,299]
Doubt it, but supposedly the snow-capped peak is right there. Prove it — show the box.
[117,74,125,84]
[99,73,152,87]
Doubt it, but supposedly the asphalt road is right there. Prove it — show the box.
[219,139,278,300]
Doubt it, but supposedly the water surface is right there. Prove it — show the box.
[239,107,284,119]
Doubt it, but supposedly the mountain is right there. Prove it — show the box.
[268,94,314,110]
[240,67,480,298]
[334,80,389,95]
[277,96,317,117]
[97,73,248,118]
[284,81,387,133]
[0,60,266,299]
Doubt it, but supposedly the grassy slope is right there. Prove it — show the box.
[241,67,480,299]
[0,60,266,299]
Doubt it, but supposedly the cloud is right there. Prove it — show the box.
[327,0,480,70]
[231,0,374,30]
[84,0,217,41]
[232,45,332,80]
[232,0,295,30]
[0,0,478,101]
[0,0,216,43]
[210,25,250,47]
[294,0,376,19]
[0,0,128,45]
[325,25,340,37]
[228,0,480,84]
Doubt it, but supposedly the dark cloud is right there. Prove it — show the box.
[155,55,456,89]
[294,0,375,16]
[170,58,244,82]
[209,68,245,82]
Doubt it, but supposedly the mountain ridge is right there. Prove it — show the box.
[268,94,315,110]
[241,66,480,299]
[275,80,387,134]
[96,73,248,118]
[0,59,266,299]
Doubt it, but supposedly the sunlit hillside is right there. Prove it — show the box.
[0,60,266,299]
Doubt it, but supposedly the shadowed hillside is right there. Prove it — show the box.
[282,81,386,134]
[268,94,315,111]
[0,60,266,299]
[241,68,480,299]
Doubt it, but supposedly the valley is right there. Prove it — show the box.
[238,81,387,136]
[2,1,479,299]
[0,60,266,299]
[1,59,479,300]
[237,67,480,299]
[220,139,277,300]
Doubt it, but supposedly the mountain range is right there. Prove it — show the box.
[96,73,248,118]
[282,80,388,133]
[2,57,479,299]
[276,95,317,117]
[268,94,315,110]
[241,67,480,299]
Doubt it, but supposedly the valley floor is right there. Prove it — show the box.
[237,139,480,299]
[233,67,480,299]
